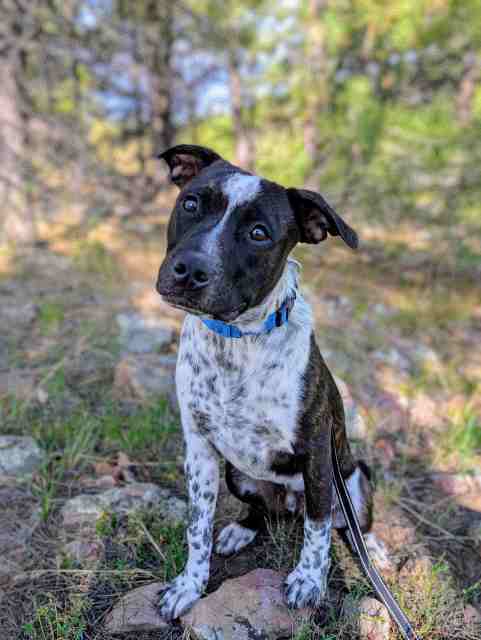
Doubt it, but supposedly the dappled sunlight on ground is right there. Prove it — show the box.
[1,212,480,639]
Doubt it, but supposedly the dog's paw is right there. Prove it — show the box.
[284,565,327,609]
[215,522,257,556]
[157,573,202,621]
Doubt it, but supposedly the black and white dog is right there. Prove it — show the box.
[155,145,373,621]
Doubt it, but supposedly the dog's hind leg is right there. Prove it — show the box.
[215,462,271,556]
[332,462,373,532]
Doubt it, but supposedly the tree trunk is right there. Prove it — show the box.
[228,52,255,170]
[0,50,36,246]
[148,1,175,154]
[303,0,328,189]
[457,52,479,127]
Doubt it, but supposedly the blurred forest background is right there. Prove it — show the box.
[1,2,481,639]
[1,0,481,276]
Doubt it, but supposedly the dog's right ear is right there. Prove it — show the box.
[157,144,222,189]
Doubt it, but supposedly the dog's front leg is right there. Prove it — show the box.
[158,429,219,620]
[285,428,332,609]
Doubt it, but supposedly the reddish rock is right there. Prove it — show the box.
[408,392,442,428]
[114,354,177,408]
[343,596,391,639]
[374,438,396,467]
[431,473,481,511]
[357,597,391,639]
[63,539,104,568]
[370,506,417,554]
[104,582,168,633]
[181,569,311,640]
[399,556,433,583]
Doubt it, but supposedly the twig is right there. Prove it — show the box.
[396,498,469,540]
[136,519,167,561]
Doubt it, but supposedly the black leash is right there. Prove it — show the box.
[331,430,421,640]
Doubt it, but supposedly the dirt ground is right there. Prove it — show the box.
[0,205,480,639]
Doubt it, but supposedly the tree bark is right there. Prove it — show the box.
[303,0,328,189]
[148,1,175,153]
[228,51,255,170]
[457,52,479,127]
[0,49,36,246]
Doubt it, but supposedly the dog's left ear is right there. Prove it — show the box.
[286,188,358,249]
[157,144,222,189]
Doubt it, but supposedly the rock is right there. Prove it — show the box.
[62,483,187,527]
[399,556,433,583]
[431,472,481,496]
[64,351,115,388]
[464,605,481,625]
[0,558,22,584]
[0,436,45,479]
[358,597,391,639]
[372,347,411,373]
[369,506,417,560]
[411,344,441,372]
[181,569,311,640]
[408,392,441,428]
[373,438,396,467]
[0,302,38,326]
[117,311,174,354]
[62,538,104,568]
[372,303,394,318]
[431,473,481,511]
[323,294,353,323]
[114,354,177,407]
[105,582,168,633]
[334,376,368,439]
[0,370,36,401]
[0,486,41,584]
[94,475,117,489]
[343,596,391,640]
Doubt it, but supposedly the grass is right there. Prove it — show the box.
[19,399,179,520]
[441,403,481,470]
[38,301,65,335]
[22,594,88,640]
[73,239,120,283]
[127,513,187,581]
[2,225,481,639]
[26,398,178,460]
[391,559,466,639]
[448,406,481,458]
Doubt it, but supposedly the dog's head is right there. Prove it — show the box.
[156,144,358,321]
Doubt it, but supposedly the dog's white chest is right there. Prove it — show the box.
[176,297,312,483]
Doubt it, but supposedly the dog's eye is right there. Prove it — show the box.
[250,225,270,242]
[183,196,198,213]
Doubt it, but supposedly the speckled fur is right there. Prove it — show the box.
[158,261,372,619]
[155,146,373,621]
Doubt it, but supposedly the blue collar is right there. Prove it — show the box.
[201,293,296,339]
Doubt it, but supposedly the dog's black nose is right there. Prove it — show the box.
[172,252,210,290]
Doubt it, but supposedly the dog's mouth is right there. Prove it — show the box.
[159,292,248,323]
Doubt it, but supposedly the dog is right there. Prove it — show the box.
[155,144,373,621]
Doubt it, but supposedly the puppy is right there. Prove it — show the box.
[155,144,372,620]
